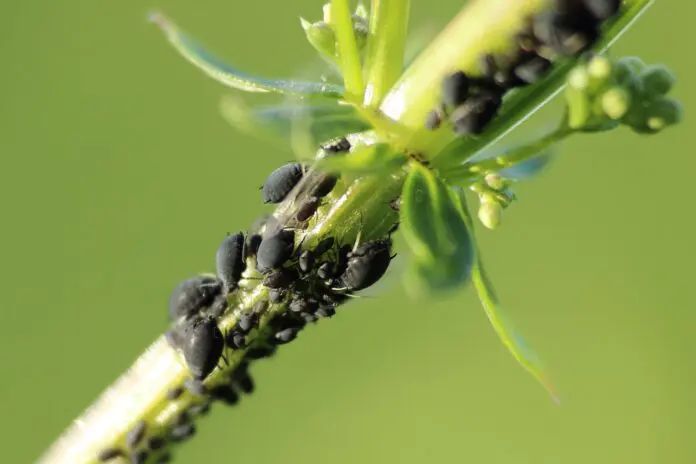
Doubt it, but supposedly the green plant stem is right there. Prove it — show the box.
[39,1,654,462]
[380,0,551,129]
[38,169,402,464]
[332,0,365,101]
[363,0,411,108]
[440,126,571,185]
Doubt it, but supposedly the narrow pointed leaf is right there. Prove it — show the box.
[150,12,344,99]
[220,96,370,148]
[472,258,560,403]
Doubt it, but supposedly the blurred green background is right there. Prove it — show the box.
[1,1,693,463]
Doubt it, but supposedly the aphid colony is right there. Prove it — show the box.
[97,3,628,460]
[425,0,622,134]
[98,138,395,463]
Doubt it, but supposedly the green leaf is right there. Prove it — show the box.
[149,12,344,99]
[471,258,560,404]
[315,143,406,175]
[219,96,370,149]
[401,165,474,294]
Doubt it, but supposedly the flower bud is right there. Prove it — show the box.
[565,67,591,130]
[645,98,683,131]
[478,200,503,230]
[484,173,505,191]
[639,65,676,99]
[303,20,337,60]
[614,56,646,83]
[600,87,631,120]
[587,55,613,92]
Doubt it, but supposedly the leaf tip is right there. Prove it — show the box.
[147,10,169,30]
[299,16,312,31]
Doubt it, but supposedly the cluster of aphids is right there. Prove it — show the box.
[97,138,396,463]
[425,0,622,134]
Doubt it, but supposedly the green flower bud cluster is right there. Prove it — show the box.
[301,2,369,64]
[471,173,515,230]
[565,55,681,134]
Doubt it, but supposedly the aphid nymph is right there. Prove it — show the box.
[215,232,246,292]
[261,163,304,204]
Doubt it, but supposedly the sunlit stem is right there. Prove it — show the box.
[467,127,570,173]
[380,0,551,129]
[363,0,411,108]
[331,0,365,101]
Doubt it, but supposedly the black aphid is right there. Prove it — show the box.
[147,436,165,451]
[237,313,258,333]
[232,368,255,394]
[256,229,295,273]
[513,54,552,84]
[97,448,123,462]
[334,244,353,279]
[450,91,502,135]
[322,137,351,153]
[296,196,322,222]
[183,378,208,396]
[125,420,147,449]
[169,424,196,442]
[274,328,299,344]
[262,163,304,204]
[166,386,184,401]
[188,401,211,416]
[442,71,470,109]
[533,10,598,56]
[168,276,223,322]
[211,384,239,406]
[268,289,286,303]
[252,298,269,312]
[226,331,246,349]
[130,449,148,464]
[339,239,393,291]
[311,174,338,198]
[155,453,172,464]
[425,106,445,131]
[316,305,336,318]
[317,261,334,280]
[389,197,401,212]
[244,233,263,260]
[478,54,525,90]
[583,0,621,21]
[215,232,246,292]
[301,312,318,323]
[298,250,315,274]
[263,267,299,289]
[207,296,229,319]
[245,345,277,359]
[289,296,310,313]
[181,317,224,381]
[314,236,336,256]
